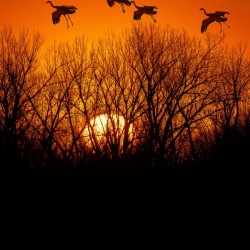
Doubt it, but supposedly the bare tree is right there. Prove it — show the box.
[206,43,250,163]
[2,23,249,176]
[121,24,230,167]
[0,26,44,170]
[91,30,147,162]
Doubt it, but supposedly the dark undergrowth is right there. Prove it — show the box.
[1,129,249,201]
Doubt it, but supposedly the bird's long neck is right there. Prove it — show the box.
[131,1,140,9]
[201,8,209,16]
[46,1,58,9]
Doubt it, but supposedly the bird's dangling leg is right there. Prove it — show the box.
[121,3,125,13]
[224,22,230,29]
[219,22,223,32]
[150,15,157,23]
[67,15,74,27]
[64,15,70,28]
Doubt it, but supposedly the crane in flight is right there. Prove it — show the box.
[106,0,132,13]
[46,1,77,28]
[130,1,158,23]
[200,8,230,33]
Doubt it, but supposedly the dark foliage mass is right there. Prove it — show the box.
[0,24,249,190]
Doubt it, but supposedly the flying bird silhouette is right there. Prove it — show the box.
[130,1,158,23]
[46,1,77,28]
[200,8,230,33]
[107,0,132,13]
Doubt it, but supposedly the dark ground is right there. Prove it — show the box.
[2,159,247,200]
[1,159,247,240]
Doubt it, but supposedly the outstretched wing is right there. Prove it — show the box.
[107,0,115,7]
[143,5,158,11]
[215,11,230,16]
[133,9,144,20]
[201,17,214,33]
[64,5,77,10]
[52,9,62,24]
[124,1,132,6]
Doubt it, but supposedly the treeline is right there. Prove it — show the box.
[0,24,249,180]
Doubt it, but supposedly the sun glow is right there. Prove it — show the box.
[83,113,134,151]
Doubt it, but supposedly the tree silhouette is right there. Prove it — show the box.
[1,24,249,180]
[0,26,44,172]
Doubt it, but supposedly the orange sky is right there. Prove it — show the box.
[1,0,250,52]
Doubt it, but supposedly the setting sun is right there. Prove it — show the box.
[83,114,134,153]
[1,0,250,184]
